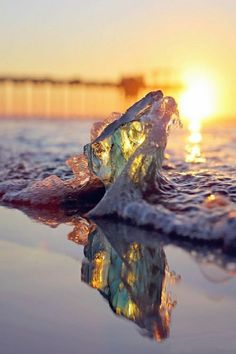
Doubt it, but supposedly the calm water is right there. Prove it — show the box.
[1,118,236,354]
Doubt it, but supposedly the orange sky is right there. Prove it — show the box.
[1,0,236,118]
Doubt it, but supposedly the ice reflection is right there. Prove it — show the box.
[185,121,206,163]
[81,221,179,342]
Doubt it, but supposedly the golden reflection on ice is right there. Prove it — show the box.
[87,120,147,186]
[185,120,206,163]
[156,266,178,342]
[91,251,108,289]
[82,231,179,342]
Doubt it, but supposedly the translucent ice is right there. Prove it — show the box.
[84,91,178,187]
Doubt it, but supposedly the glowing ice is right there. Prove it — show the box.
[84,91,179,187]
[83,91,180,217]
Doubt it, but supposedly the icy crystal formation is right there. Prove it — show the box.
[84,91,179,187]
[84,90,180,217]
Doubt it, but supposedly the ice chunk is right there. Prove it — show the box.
[88,93,180,216]
[84,91,179,187]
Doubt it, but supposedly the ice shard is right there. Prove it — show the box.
[84,90,173,187]
[85,91,180,217]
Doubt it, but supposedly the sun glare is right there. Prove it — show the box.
[179,71,216,163]
[179,73,216,127]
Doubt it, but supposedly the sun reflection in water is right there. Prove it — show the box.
[179,71,216,164]
[185,120,206,163]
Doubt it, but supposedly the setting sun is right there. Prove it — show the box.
[178,71,217,163]
[179,72,216,127]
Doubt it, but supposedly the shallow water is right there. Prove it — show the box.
[1,118,236,247]
[1,205,236,354]
[1,118,236,353]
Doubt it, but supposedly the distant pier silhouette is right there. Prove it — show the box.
[0,72,183,118]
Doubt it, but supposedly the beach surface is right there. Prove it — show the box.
[1,119,236,354]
